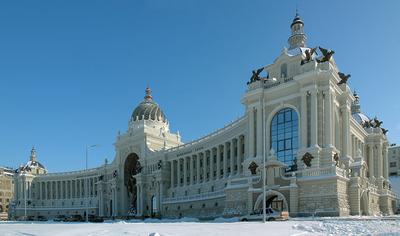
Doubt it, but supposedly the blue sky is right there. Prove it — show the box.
[0,1,399,172]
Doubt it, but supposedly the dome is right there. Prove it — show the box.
[351,91,370,125]
[20,147,46,173]
[131,87,167,123]
[352,112,370,126]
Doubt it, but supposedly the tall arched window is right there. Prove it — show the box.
[270,108,299,171]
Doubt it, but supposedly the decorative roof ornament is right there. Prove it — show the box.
[144,86,153,101]
[30,146,37,162]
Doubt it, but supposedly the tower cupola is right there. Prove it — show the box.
[288,11,307,49]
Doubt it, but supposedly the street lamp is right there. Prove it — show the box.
[86,144,99,222]
[262,87,266,223]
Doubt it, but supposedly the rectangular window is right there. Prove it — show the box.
[390,162,397,167]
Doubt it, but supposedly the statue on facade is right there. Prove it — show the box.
[247,67,264,84]
[248,162,258,175]
[333,153,340,167]
[382,128,388,135]
[317,47,335,63]
[337,72,351,85]
[372,117,383,128]
[301,47,318,65]
[301,152,314,167]
[157,160,162,170]
[362,121,371,128]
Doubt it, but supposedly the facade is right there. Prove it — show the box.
[0,166,14,220]
[389,145,400,176]
[11,14,396,220]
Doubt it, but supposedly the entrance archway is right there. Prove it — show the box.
[254,190,289,212]
[360,190,369,215]
[151,195,157,217]
[124,153,140,215]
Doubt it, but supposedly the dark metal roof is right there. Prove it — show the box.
[131,100,166,122]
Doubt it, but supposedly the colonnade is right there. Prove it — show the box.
[29,176,99,201]
[170,135,245,188]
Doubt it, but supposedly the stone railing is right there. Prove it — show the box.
[164,116,246,154]
[297,166,347,179]
[42,166,104,177]
[162,190,225,204]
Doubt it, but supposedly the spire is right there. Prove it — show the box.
[30,146,37,162]
[351,90,361,114]
[288,11,307,49]
[144,86,153,102]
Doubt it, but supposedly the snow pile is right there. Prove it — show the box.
[0,217,399,236]
[293,219,400,235]
[212,217,240,223]
[143,217,199,223]
[149,233,161,236]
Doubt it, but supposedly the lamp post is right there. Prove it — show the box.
[24,176,27,220]
[262,81,266,223]
[86,144,99,222]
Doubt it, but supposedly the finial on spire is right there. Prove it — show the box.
[30,146,37,162]
[144,86,153,101]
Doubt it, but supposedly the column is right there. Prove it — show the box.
[170,160,175,188]
[310,89,318,147]
[301,92,308,148]
[183,157,187,186]
[210,149,214,180]
[51,181,54,199]
[197,154,201,183]
[377,145,383,178]
[256,106,263,157]
[69,181,72,199]
[238,136,243,174]
[230,140,234,176]
[324,89,333,147]
[39,182,42,200]
[383,146,389,179]
[249,108,255,158]
[203,152,207,182]
[368,145,374,178]
[75,180,78,198]
[223,143,227,178]
[190,156,194,185]
[177,159,181,187]
[217,146,221,179]
[342,103,350,158]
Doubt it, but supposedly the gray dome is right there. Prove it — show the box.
[352,112,370,125]
[131,87,167,123]
[351,91,369,125]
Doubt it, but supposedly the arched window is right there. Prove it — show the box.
[151,195,157,215]
[270,108,299,171]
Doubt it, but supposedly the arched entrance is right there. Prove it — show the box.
[254,190,289,212]
[151,195,157,217]
[124,153,140,215]
[360,190,369,215]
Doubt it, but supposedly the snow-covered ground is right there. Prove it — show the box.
[1,217,400,236]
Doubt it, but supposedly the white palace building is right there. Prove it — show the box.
[10,14,397,220]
